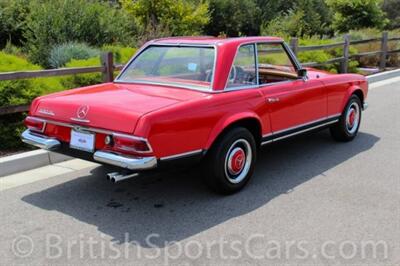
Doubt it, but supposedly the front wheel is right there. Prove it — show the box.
[203,127,257,194]
[330,95,362,142]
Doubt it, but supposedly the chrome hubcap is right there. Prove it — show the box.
[346,102,360,134]
[224,139,252,184]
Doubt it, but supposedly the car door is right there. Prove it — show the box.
[256,42,327,139]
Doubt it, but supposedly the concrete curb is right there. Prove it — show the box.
[1,69,399,177]
[366,69,400,83]
[0,150,71,177]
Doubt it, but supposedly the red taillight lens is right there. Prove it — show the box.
[112,134,152,154]
[24,116,45,133]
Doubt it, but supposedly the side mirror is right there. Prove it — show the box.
[297,68,307,79]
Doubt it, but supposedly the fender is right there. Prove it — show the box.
[205,111,263,149]
[339,85,364,112]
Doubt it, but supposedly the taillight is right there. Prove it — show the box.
[112,134,152,154]
[24,116,46,133]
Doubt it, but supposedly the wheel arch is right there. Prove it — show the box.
[341,86,364,112]
[205,113,263,153]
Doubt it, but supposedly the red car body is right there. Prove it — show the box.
[22,36,368,191]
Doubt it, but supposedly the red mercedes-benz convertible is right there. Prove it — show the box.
[22,36,368,194]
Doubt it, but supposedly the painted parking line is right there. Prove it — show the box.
[0,159,98,191]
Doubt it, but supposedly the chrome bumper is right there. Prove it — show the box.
[21,129,61,150]
[21,129,157,171]
[93,151,157,170]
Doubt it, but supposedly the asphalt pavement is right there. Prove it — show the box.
[0,79,399,265]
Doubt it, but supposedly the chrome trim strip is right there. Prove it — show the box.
[328,113,342,119]
[112,133,153,154]
[115,80,212,93]
[223,40,303,91]
[261,115,341,145]
[255,44,260,86]
[31,117,148,142]
[70,117,90,123]
[282,42,303,72]
[273,114,341,135]
[261,139,274,145]
[262,132,273,138]
[27,116,154,154]
[272,119,338,142]
[93,151,157,170]
[160,149,203,161]
[21,129,61,150]
[26,117,47,133]
[38,109,55,116]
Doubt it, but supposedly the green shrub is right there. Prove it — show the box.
[297,37,359,73]
[60,57,102,89]
[0,0,30,49]
[346,29,400,67]
[102,45,137,64]
[49,42,100,68]
[26,0,136,67]
[326,0,388,33]
[205,0,261,37]
[0,52,65,149]
[121,0,209,38]
[0,52,64,106]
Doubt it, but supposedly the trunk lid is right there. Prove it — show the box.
[32,82,207,133]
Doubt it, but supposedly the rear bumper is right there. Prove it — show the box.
[93,151,157,170]
[21,129,61,150]
[21,129,157,171]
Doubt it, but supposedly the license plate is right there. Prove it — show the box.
[70,129,95,152]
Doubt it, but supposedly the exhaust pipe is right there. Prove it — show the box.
[106,172,120,181]
[107,172,139,183]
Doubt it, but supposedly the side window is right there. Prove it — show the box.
[257,43,298,85]
[227,44,257,88]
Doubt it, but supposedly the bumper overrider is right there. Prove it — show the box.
[21,129,157,171]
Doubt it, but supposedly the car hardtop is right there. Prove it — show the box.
[150,36,285,46]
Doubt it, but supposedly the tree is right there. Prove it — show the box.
[382,0,400,29]
[120,0,209,40]
[261,0,333,38]
[25,0,136,67]
[327,0,388,32]
[205,0,262,37]
[256,0,296,24]
[0,0,30,49]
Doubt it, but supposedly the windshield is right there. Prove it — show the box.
[117,45,216,91]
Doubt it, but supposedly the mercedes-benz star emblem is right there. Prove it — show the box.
[77,105,89,119]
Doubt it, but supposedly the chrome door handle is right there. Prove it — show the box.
[267,98,280,103]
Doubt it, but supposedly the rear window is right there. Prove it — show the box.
[117,45,216,91]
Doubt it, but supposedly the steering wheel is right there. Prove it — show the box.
[205,65,243,83]
[228,65,238,83]
[205,69,214,82]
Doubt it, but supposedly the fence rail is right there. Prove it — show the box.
[1,31,399,116]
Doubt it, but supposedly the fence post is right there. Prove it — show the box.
[101,52,114,82]
[379,31,389,70]
[290,37,299,56]
[340,34,350,73]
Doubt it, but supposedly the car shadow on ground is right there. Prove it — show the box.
[22,130,379,247]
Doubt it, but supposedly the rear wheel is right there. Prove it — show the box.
[330,95,362,142]
[204,127,257,194]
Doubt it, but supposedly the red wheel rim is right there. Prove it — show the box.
[228,148,245,175]
[224,139,252,184]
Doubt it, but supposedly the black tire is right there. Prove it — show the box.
[203,127,257,194]
[330,95,362,142]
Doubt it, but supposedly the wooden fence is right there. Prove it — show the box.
[0,31,399,116]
